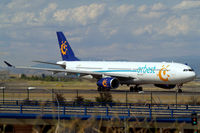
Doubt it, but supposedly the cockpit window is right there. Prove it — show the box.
[183,69,194,72]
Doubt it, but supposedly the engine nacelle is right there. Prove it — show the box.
[154,84,176,89]
[97,77,119,89]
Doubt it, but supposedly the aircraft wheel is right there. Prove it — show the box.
[98,87,110,91]
[177,89,182,93]
[130,87,134,92]
[138,87,143,92]
[104,88,110,91]
[97,87,102,91]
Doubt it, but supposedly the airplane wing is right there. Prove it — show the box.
[33,61,65,69]
[4,61,133,79]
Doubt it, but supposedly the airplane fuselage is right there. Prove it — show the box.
[57,61,196,86]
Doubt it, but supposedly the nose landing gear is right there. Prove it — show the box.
[176,84,183,93]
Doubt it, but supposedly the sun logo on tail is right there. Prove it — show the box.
[61,41,67,55]
[157,65,170,81]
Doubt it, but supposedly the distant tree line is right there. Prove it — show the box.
[22,91,114,106]
[20,73,78,82]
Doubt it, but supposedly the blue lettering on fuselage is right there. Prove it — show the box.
[137,65,156,74]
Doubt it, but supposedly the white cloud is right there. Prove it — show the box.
[173,1,200,10]
[53,3,105,25]
[1,2,58,26]
[0,1,200,66]
[70,37,83,43]
[138,5,147,12]
[53,9,69,22]
[140,11,165,18]
[7,0,31,9]
[111,4,134,16]
[152,3,165,10]
[133,25,153,35]
[109,29,118,36]
[159,15,190,36]
[39,3,57,21]
[137,4,165,19]
[98,20,118,38]
[11,12,35,23]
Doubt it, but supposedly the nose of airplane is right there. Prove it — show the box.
[193,72,196,79]
[188,72,196,81]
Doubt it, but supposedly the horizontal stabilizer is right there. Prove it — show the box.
[4,61,14,67]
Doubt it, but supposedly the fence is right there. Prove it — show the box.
[0,100,199,123]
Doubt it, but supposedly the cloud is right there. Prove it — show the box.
[70,37,83,43]
[53,9,69,22]
[173,1,200,10]
[11,12,36,23]
[159,15,190,36]
[137,3,165,19]
[152,3,165,10]
[53,3,105,25]
[133,25,153,35]
[98,20,118,38]
[39,3,57,22]
[0,2,58,27]
[7,0,31,9]
[138,5,147,12]
[110,4,134,16]
[0,1,199,66]
[139,11,165,18]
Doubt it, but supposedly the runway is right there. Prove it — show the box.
[1,88,200,96]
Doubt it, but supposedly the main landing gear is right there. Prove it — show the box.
[130,85,143,92]
[176,84,183,93]
[97,87,110,91]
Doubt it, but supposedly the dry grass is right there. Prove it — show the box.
[1,91,200,105]
[1,79,200,104]
[1,79,200,132]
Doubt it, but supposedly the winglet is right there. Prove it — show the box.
[4,61,15,68]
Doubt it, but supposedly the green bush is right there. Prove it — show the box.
[54,93,66,106]
[95,91,113,105]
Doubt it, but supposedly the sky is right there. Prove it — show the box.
[0,0,200,67]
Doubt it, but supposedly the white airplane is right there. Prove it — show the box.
[4,32,196,92]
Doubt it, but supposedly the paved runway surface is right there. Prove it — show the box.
[1,88,200,96]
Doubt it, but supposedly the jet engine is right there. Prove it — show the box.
[154,84,176,89]
[97,77,120,89]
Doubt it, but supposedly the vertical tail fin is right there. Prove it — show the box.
[56,32,80,61]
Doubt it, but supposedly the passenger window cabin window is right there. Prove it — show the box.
[183,69,194,72]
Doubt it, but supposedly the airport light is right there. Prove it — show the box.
[27,87,36,101]
[0,87,5,104]
[43,88,60,132]
[28,87,60,131]
[191,112,198,125]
